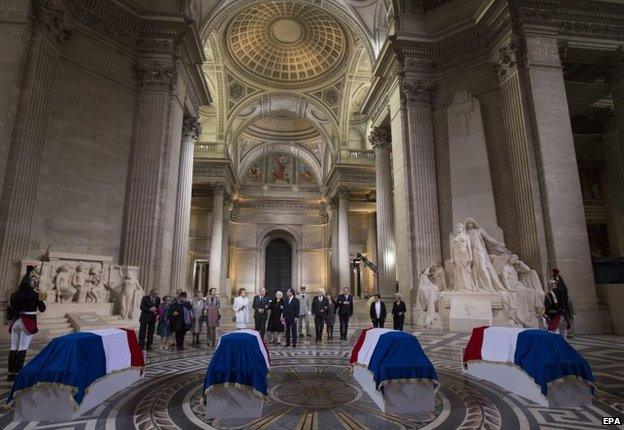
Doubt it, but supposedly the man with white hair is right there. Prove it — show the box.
[311,288,329,342]
[297,286,311,338]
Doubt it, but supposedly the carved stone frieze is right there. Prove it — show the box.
[136,62,177,91]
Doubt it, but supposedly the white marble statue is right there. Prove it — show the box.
[72,264,89,303]
[119,271,143,319]
[450,223,476,292]
[415,265,444,328]
[464,218,506,292]
[491,253,545,327]
[54,265,76,303]
[87,266,107,303]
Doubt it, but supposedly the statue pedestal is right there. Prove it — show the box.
[438,292,517,332]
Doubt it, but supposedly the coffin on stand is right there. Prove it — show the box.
[204,330,270,419]
[350,328,438,417]
[462,326,594,408]
[9,328,144,422]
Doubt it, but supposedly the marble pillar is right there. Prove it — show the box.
[603,47,624,257]
[170,117,201,293]
[122,60,185,294]
[208,185,225,294]
[337,188,351,291]
[0,2,72,299]
[369,127,396,298]
[522,34,604,332]
[492,40,547,278]
[366,212,378,296]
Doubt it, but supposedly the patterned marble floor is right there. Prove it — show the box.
[0,323,622,429]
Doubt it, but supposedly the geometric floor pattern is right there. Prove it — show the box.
[0,323,622,429]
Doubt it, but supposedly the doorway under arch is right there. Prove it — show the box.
[264,238,292,297]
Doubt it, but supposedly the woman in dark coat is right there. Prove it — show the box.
[325,292,337,340]
[266,291,284,345]
[167,292,192,351]
[392,293,407,331]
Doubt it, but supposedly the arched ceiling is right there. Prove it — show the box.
[225,2,348,88]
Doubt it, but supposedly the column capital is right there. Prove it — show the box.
[368,127,391,150]
[328,196,339,209]
[181,117,202,145]
[599,45,624,88]
[33,0,73,44]
[136,61,178,91]
[401,79,435,109]
[211,183,226,196]
[337,187,350,200]
[492,38,524,81]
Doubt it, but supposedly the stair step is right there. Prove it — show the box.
[47,327,74,335]
[40,322,72,329]
[39,317,69,324]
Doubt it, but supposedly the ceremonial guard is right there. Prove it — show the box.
[7,266,46,381]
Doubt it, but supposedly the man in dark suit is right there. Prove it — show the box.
[311,289,329,342]
[336,287,353,340]
[252,287,271,340]
[139,289,160,350]
[370,294,387,328]
[282,288,300,347]
[392,293,407,331]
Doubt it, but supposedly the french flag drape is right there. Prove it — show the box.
[350,328,438,390]
[204,331,270,398]
[463,326,594,396]
[8,328,144,405]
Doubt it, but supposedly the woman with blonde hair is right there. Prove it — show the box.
[267,291,284,345]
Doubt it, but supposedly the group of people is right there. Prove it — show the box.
[234,286,355,346]
[139,287,221,351]
[368,293,407,330]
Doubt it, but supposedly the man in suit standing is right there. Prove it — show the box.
[370,294,387,328]
[336,287,353,340]
[282,288,300,347]
[297,286,311,338]
[139,289,160,350]
[252,288,271,340]
[311,289,329,342]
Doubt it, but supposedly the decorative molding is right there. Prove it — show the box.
[182,117,202,144]
[402,80,434,109]
[492,38,523,80]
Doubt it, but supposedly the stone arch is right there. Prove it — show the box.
[238,143,322,184]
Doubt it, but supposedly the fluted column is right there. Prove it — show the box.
[492,40,547,277]
[208,185,225,293]
[369,127,396,298]
[402,80,442,275]
[0,1,72,299]
[170,117,201,293]
[522,34,602,332]
[122,59,185,293]
[337,188,351,291]
[329,198,340,295]
[603,46,624,256]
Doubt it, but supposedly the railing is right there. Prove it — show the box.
[341,149,375,165]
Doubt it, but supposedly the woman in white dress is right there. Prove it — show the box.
[233,288,250,329]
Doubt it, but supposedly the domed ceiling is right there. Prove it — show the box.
[225,1,348,88]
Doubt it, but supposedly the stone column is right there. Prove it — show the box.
[0,1,72,299]
[170,117,201,293]
[337,188,351,291]
[122,59,185,294]
[208,185,225,293]
[522,34,604,332]
[492,40,547,277]
[603,46,624,256]
[329,198,340,295]
[369,127,396,298]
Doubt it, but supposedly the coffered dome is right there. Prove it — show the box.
[225,1,348,87]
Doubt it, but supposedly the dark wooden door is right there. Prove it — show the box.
[265,238,292,298]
